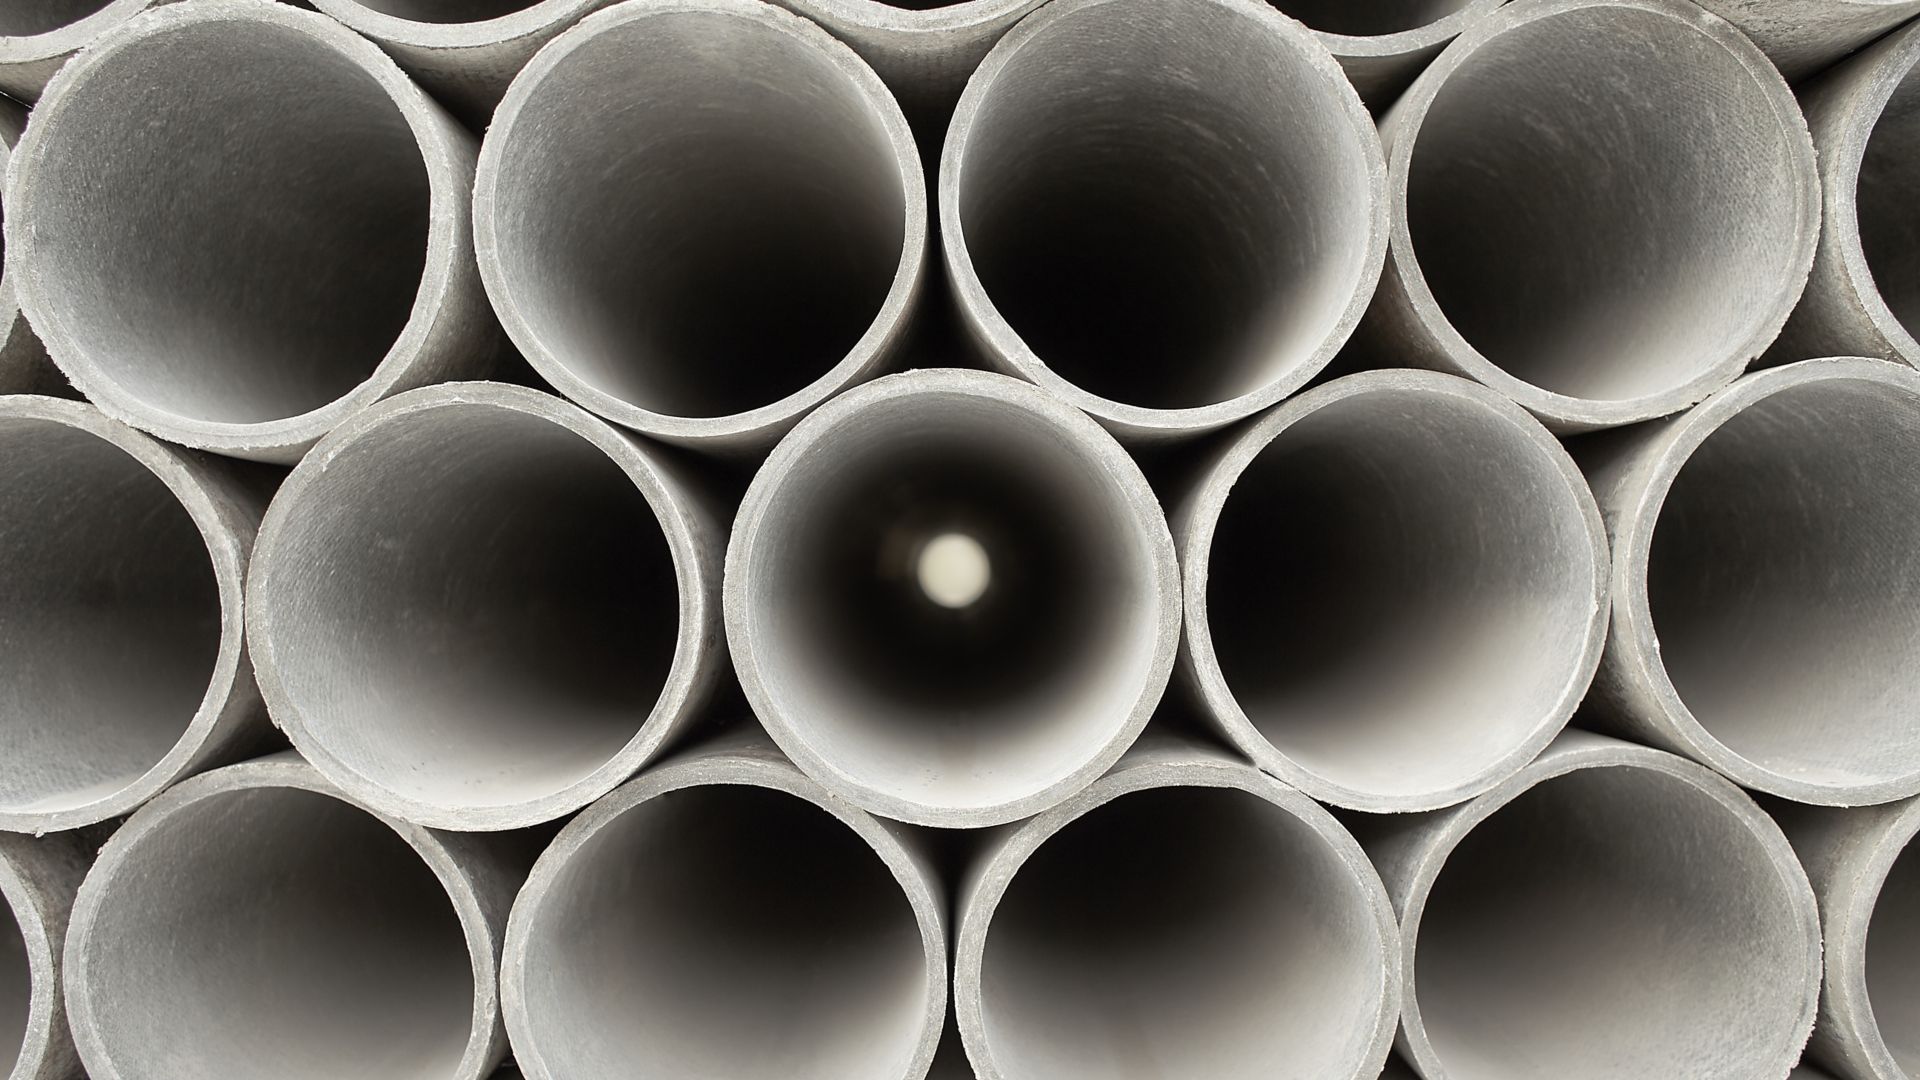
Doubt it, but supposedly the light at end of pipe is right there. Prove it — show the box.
[917,532,991,609]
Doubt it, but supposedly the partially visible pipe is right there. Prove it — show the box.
[62,754,518,1080]
[953,736,1400,1080]
[1359,0,1819,431]
[5,0,503,463]
[1691,0,1920,81]
[0,1,164,102]
[1577,358,1920,805]
[1361,731,1821,1080]
[0,95,57,397]
[1265,0,1505,108]
[940,0,1385,441]
[0,833,90,1080]
[502,730,946,1080]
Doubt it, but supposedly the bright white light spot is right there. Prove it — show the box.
[917,532,990,609]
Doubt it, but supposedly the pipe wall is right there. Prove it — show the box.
[1266,0,1504,107]
[1692,0,1920,81]
[0,0,167,101]
[0,833,90,1080]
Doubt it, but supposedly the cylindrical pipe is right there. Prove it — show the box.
[1578,357,1920,805]
[248,381,725,831]
[940,0,1385,441]
[0,833,90,1080]
[62,754,518,1080]
[1359,0,1819,432]
[0,396,267,834]
[726,369,1181,828]
[1361,732,1821,1080]
[502,730,947,1080]
[0,94,57,397]
[1691,0,1920,82]
[1176,369,1608,812]
[953,736,1400,1080]
[1265,0,1505,108]
[0,0,164,102]
[474,0,925,453]
[5,0,503,464]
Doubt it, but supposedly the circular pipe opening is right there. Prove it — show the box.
[1269,0,1473,36]
[0,898,25,1077]
[1858,59,1920,344]
[0,2,115,37]
[1868,832,1920,1072]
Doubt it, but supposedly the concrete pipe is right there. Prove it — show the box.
[1361,0,1819,432]
[1362,732,1821,1080]
[0,95,57,398]
[475,0,924,453]
[1265,0,1505,107]
[0,396,267,835]
[5,0,503,464]
[1692,0,1920,81]
[248,382,724,831]
[502,731,946,1080]
[1177,370,1607,813]
[727,369,1181,828]
[1579,358,1920,805]
[0,834,90,1080]
[940,0,1385,441]
[62,754,517,1080]
[0,1,168,102]
[953,737,1400,1080]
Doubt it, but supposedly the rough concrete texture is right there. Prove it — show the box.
[726,369,1181,828]
[1358,0,1819,432]
[953,736,1400,1080]
[4,0,504,464]
[0,833,90,1080]
[248,382,725,831]
[1775,796,1920,1080]
[0,396,268,835]
[0,1,170,102]
[502,729,946,1080]
[0,95,58,399]
[1361,731,1821,1080]
[475,0,925,453]
[1176,370,1608,813]
[769,0,1043,122]
[62,753,520,1080]
[1693,0,1920,81]
[1577,358,1920,806]
[1266,0,1505,107]
[939,0,1386,441]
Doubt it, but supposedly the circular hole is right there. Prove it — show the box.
[0,1,114,37]
[341,0,545,22]
[516,785,929,1079]
[1647,377,1920,790]
[1867,835,1920,1072]
[79,787,475,1078]
[1405,7,1805,403]
[954,0,1376,411]
[1267,0,1473,36]
[978,787,1384,1079]
[1416,767,1809,1079]
[0,418,219,817]
[22,17,430,425]
[1858,63,1920,340]
[917,532,991,610]
[0,896,27,1077]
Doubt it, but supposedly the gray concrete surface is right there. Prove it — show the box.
[0,95,57,398]
[0,833,89,1080]
[1267,0,1506,107]
[0,1,168,102]
[1694,0,1920,81]
[770,0,1043,124]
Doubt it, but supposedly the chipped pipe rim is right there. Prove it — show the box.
[1809,797,1920,1080]
[247,381,718,832]
[1382,0,1820,430]
[1179,368,1610,813]
[0,0,156,80]
[939,0,1388,440]
[1302,0,1505,59]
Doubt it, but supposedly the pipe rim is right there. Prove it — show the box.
[0,848,61,1080]
[1823,798,1920,1080]
[307,0,610,48]
[0,0,154,67]
[775,0,1041,33]
[1299,0,1504,58]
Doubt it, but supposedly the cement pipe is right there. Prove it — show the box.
[0,833,90,1080]
[248,382,724,831]
[5,0,503,464]
[0,1,168,102]
[0,95,57,398]
[1692,0,1920,81]
[1266,0,1505,107]
[726,369,1181,828]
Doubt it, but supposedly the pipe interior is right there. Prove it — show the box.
[1646,377,1920,788]
[344,0,545,22]
[22,18,430,424]
[954,0,1376,410]
[1868,834,1920,1072]
[744,392,1165,815]
[979,786,1383,1080]
[0,419,220,817]
[0,896,25,1077]
[79,787,474,1079]
[263,406,679,812]
[1416,767,1808,1080]
[1206,388,1595,800]
[517,785,929,1080]
[1858,61,1920,339]
[488,12,906,421]
[1405,7,1806,401]
[0,1,113,37]
[1267,0,1474,36]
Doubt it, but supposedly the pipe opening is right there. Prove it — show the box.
[21,18,430,424]
[345,0,545,21]
[1646,377,1920,789]
[1859,64,1920,338]
[917,531,991,609]
[1416,767,1809,1079]
[78,787,474,1078]
[0,899,25,1077]
[1868,833,1920,1071]
[978,786,1385,1079]
[0,1,114,37]
[953,0,1376,411]
[0,418,219,817]
[1404,6,1806,402]
[1268,0,1473,36]
[516,785,929,1079]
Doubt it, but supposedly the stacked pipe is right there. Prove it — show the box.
[0,0,1918,1078]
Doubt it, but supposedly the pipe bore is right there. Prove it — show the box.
[0,1,160,101]
[1264,0,1503,107]
[1692,0,1920,81]
[5,0,500,463]
[1370,0,1818,431]
[954,740,1399,1080]
[1371,733,1821,1080]
[1582,358,1920,805]
[1180,370,1606,812]
[249,382,720,831]
[727,369,1181,827]
[941,0,1384,439]
[0,834,90,1080]
[475,0,924,451]
[63,756,513,1080]
[0,397,263,834]
[503,734,945,1080]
